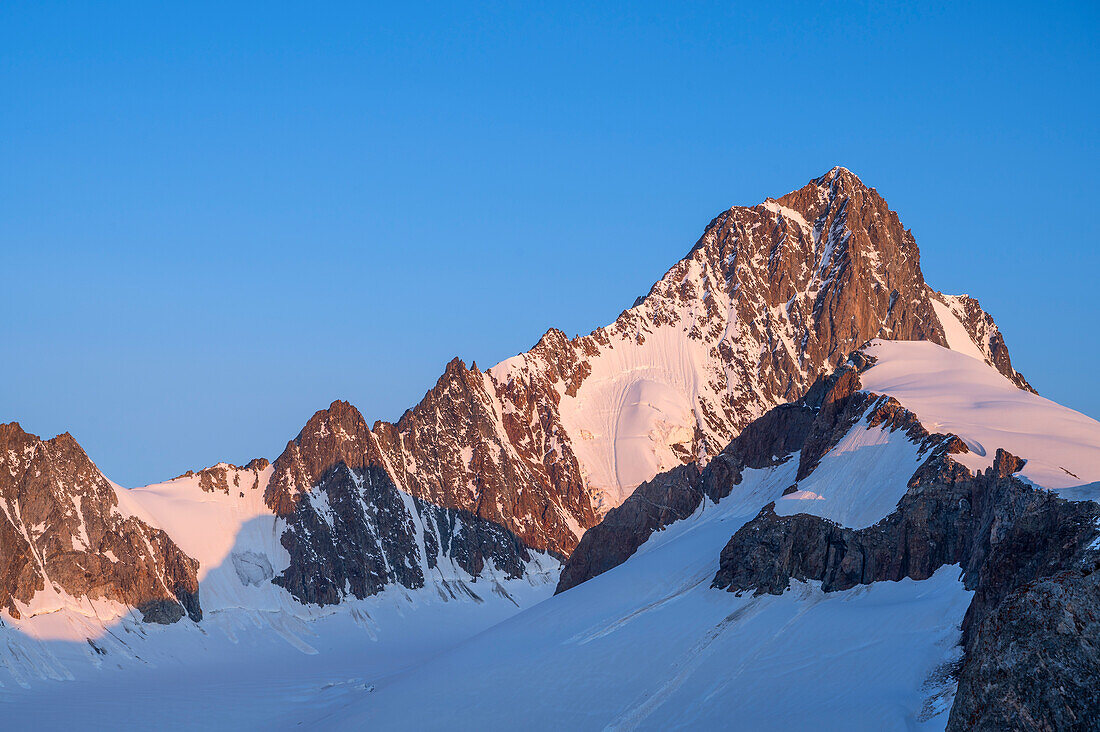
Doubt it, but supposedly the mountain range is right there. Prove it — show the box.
[2,167,1097,731]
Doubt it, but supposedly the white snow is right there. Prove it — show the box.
[931,298,987,362]
[775,413,925,528]
[762,199,811,232]
[310,461,971,731]
[556,326,706,510]
[0,571,557,724]
[111,465,293,613]
[861,340,1100,492]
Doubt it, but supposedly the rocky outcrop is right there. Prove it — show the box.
[0,423,200,624]
[371,357,594,560]
[265,401,543,606]
[950,562,1100,731]
[711,448,1100,731]
[174,458,270,495]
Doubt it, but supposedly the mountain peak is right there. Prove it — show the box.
[815,165,866,189]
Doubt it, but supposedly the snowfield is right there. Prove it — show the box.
[861,339,1100,493]
[0,562,558,728]
[774,414,924,528]
[309,463,972,731]
[553,325,711,511]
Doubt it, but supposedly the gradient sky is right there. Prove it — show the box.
[3,2,1098,487]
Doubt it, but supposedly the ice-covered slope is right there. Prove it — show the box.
[860,339,1100,491]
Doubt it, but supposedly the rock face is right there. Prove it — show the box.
[371,357,594,560]
[359,167,1032,559]
[265,401,543,606]
[0,423,200,624]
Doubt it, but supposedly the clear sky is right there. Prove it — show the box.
[2,2,1098,487]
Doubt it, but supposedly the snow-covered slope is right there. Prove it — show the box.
[111,464,291,614]
[311,462,972,730]
[773,409,926,528]
[0,570,557,728]
[860,339,1100,492]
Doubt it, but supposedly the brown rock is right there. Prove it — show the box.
[0,423,200,624]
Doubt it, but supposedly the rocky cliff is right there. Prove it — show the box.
[0,423,200,624]
[265,400,549,605]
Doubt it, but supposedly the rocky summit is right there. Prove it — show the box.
[0,423,200,624]
[2,167,1096,731]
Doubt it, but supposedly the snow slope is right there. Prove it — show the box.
[861,340,1100,492]
[774,413,925,528]
[548,326,709,510]
[111,466,291,614]
[311,461,971,731]
[930,298,987,362]
[0,572,557,728]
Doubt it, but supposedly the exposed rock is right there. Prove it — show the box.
[265,402,541,606]
[371,357,594,560]
[198,460,268,494]
[0,423,200,623]
[949,565,1100,731]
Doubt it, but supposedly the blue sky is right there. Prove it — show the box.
[2,2,1098,487]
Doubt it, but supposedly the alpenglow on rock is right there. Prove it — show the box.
[0,423,201,624]
[365,166,1030,556]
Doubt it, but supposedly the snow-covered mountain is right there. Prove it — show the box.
[318,340,1100,731]
[1,167,1096,729]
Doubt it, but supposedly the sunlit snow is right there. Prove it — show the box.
[861,339,1100,493]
